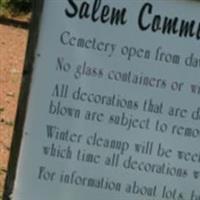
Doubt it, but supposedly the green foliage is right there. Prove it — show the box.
[0,0,31,15]
[0,0,7,10]
[0,0,8,16]
[9,0,31,12]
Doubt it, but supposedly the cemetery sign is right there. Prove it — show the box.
[4,0,200,200]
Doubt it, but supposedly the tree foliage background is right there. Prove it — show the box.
[0,0,31,14]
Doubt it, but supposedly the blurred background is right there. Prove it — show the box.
[0,0,31,199]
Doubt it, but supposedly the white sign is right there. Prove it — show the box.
[12,0,200,200]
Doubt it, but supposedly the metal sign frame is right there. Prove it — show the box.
[3,1,44,199]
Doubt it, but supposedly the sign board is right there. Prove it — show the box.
[4,0,200,199]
